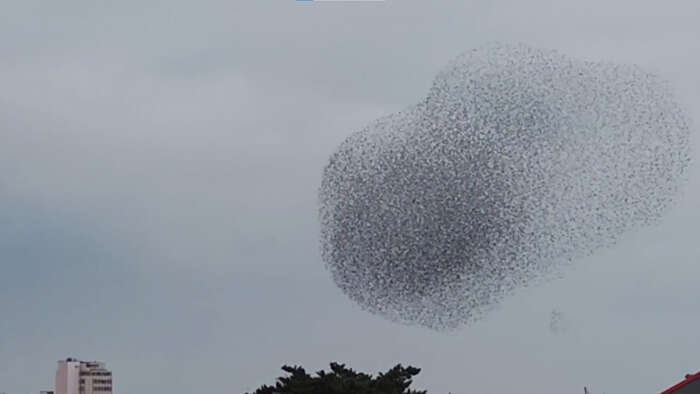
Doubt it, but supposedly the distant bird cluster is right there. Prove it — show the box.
[318,43,692,330]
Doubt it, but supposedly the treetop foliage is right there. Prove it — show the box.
[246,362,430,394]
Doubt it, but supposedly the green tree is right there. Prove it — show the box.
[246,362,430,394]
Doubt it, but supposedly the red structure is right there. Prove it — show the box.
[661,371,700,393]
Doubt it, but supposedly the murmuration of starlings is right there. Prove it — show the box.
[319,43,692,330]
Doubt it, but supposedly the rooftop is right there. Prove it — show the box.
[661,371,700,394]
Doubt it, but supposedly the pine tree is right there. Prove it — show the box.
[246,362,429,394]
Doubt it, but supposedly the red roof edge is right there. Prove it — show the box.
[661,371,700,393]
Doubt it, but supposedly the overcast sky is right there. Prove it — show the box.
[1,1,699,393]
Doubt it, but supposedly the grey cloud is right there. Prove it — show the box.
[1,1,699,394]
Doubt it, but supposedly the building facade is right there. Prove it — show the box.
[56,359,112,394]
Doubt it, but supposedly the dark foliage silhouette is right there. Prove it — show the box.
[246,362,430,394]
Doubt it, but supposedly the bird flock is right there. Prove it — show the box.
[318,43,692,330]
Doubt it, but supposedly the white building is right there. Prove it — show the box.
[56,358,112,394]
